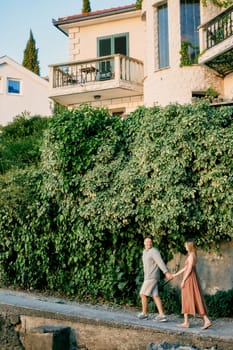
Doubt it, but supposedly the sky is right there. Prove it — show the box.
[1,0,134,77]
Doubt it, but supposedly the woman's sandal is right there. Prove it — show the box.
[201,322,212,330]
[177,323,190,328]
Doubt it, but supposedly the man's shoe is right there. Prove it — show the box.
[137,312,149,320]
[153,315,167,322]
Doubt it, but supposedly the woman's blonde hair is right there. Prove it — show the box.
[185,239,196,254]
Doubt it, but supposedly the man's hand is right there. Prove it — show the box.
[165,272,173,281]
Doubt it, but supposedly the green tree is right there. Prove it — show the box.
[82,0,91,13]
[53,102,68,116]
[22,30,40,75]
[0,113,49,173]
[136,0,143,9]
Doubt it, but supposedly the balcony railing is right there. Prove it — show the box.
[199,5,233,76]
[50,54,144,89]
[202,5,233,50]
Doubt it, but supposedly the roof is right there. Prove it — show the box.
[0,55,49,86]
[53,4,137,28]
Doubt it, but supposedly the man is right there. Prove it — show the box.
[138,235,173,322]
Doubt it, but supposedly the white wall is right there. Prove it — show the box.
[68,12,145,63]
[0,58,52,126]
[143,0,224,107]
[224,72,233,100]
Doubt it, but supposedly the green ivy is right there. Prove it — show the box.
[0,103,232,311]
[136,0,143,9]
[202,0,232,7]
[180,41,199,66]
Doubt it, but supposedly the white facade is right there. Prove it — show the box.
[67,11,145,63]
[142,0,228,107]
[0,56,53,126]
[50,5,145,115]
[50,2,233,111]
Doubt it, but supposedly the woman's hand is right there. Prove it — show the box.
[165,272,173,280]
[181,280,185,288]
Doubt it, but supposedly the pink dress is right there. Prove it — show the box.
[181,258,207,316]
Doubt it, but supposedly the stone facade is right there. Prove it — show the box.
[142,0,229,107]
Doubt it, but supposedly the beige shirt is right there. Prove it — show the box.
[143,247,168,281]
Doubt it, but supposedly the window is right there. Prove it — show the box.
[158,3,169,68]
[7,79,21,94]
[97,33,129,80]
[180,0,200,63]
[110,108,126,117]
[97,33,129,57]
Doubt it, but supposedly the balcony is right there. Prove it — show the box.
[199,5,233,76]
[49,54,144,106]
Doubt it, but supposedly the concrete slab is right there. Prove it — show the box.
[0,288,232,350]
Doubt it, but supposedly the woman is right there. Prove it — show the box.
[173,239,212,330]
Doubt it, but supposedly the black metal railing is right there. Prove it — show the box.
[206,5,233,49]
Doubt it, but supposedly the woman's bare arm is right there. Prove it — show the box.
[173,267,186,277]
[181,253,195,286]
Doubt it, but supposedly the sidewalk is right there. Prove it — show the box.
[0,288,232,349]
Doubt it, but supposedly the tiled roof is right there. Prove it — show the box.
[57,4,136,22]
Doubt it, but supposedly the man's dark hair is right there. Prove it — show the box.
[144,235,153,241]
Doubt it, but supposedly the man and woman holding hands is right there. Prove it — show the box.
[138,236,212,330]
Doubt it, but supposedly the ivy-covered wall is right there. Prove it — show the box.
[0,103,232,305]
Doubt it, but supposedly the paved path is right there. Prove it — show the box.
[0,288,232,344]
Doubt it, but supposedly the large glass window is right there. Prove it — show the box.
[7,79,21,94]
[180,0,200,63]
[158,4,169,68]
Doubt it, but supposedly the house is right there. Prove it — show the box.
[50,4,144,116]
[142,0,233,106]
[49,1,233,113]
[0,55,53,126]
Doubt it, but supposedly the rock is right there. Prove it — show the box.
[146,342,216,350]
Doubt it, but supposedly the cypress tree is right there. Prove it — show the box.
[136,0,143,9]
[22,30,40,76]
[82,0,91,13]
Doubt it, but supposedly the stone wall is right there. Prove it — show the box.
[167,241,233,295]
[0,312,232,350]
[0,313,24,349]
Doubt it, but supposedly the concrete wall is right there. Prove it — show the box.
[0,311,231,350]
[73,94,144,116]
[168,241,233,295]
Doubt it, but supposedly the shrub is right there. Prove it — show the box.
[0,113,50,173]
[0,103,232,313]
[205,289,233,318]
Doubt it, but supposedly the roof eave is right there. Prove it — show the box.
[52,4,137,33]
